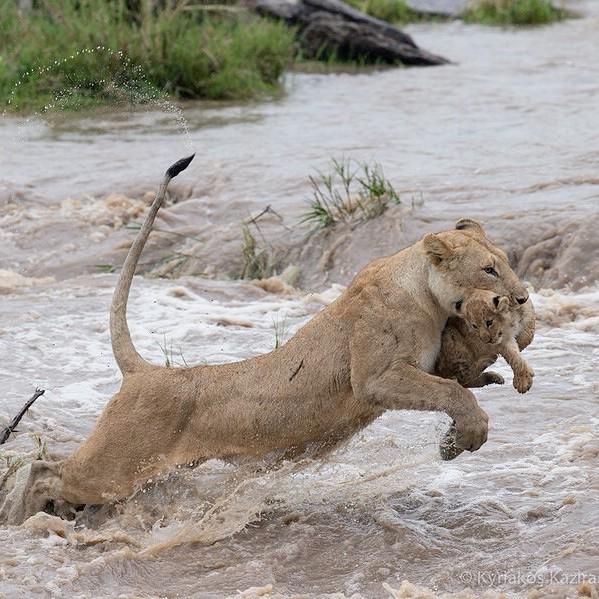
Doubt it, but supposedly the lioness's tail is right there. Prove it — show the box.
[110,154,195,375]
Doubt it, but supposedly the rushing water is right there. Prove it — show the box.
[2,2,599,598]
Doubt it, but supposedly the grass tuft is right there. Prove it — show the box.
[463,0,568,25]
[157,334,188,368]
[0,0,295,112]
[240,207,288,280]
[31,432,48,460]
[0,455,25,490]
[240,224,280,280]
[272,312,289,349]
[344,0,421,23]
[94,264,116,273]
[301,158,400,229]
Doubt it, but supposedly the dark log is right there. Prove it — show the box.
[0,388,45,445]
[248,0,449,66]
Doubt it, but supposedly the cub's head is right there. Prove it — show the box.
[462,290,510,344]
[423,218,528,315]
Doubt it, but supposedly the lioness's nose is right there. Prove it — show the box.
[516,295,528,305]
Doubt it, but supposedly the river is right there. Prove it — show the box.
[1,2,599,597]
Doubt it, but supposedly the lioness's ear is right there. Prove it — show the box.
[455,218,485,238]
[423,233,453,265]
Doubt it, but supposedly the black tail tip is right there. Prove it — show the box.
[166,154,195,179]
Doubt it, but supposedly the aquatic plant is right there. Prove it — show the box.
[463,0,569,25]
[301,158,400,229]
[0,0,295,111]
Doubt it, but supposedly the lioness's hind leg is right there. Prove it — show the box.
[0,460,63,525]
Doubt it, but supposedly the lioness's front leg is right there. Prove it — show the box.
[350,329,488,453]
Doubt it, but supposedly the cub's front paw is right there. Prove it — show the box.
[482,371,504,386]
[513,367,534,394]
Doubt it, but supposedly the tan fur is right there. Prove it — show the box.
[2,195,530,522]
[435,290,535,393]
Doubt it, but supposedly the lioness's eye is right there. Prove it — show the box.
[484,266,498,277]
[486,320,493,327]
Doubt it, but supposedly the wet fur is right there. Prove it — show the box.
[1,175,531,523]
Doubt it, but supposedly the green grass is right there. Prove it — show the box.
[272,312,289,349]
[240,223,280,280]
[157,334,189,368]
[0,0,295,112]
[344,0,420,23]
[345,0,568,25]
[463,0,568,25]
[301,158,400,229]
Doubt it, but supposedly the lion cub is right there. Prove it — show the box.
[435,290,535,394]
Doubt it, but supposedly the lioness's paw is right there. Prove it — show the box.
[514,367,534,394]
[439,422,464,461]
[482,371,504,386]
[454,407,489,453]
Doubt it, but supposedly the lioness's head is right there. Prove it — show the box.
[462,290,510,344]
[423,218,528,315]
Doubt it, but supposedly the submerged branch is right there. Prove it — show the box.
[0,388,45,445]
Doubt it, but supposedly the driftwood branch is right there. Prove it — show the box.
[0,388,45,445]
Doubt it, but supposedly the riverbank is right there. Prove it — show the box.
[0,0,295,111]
[1,2,599,597]
[0,0,571,113]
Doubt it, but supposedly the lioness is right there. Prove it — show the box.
[435,290,535,392]
[2,156,530,523]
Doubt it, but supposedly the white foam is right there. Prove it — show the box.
[1,277,599,597]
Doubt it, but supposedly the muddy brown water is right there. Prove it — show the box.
[2,2,599,598]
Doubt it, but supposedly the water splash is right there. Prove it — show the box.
[1,45,193,156]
